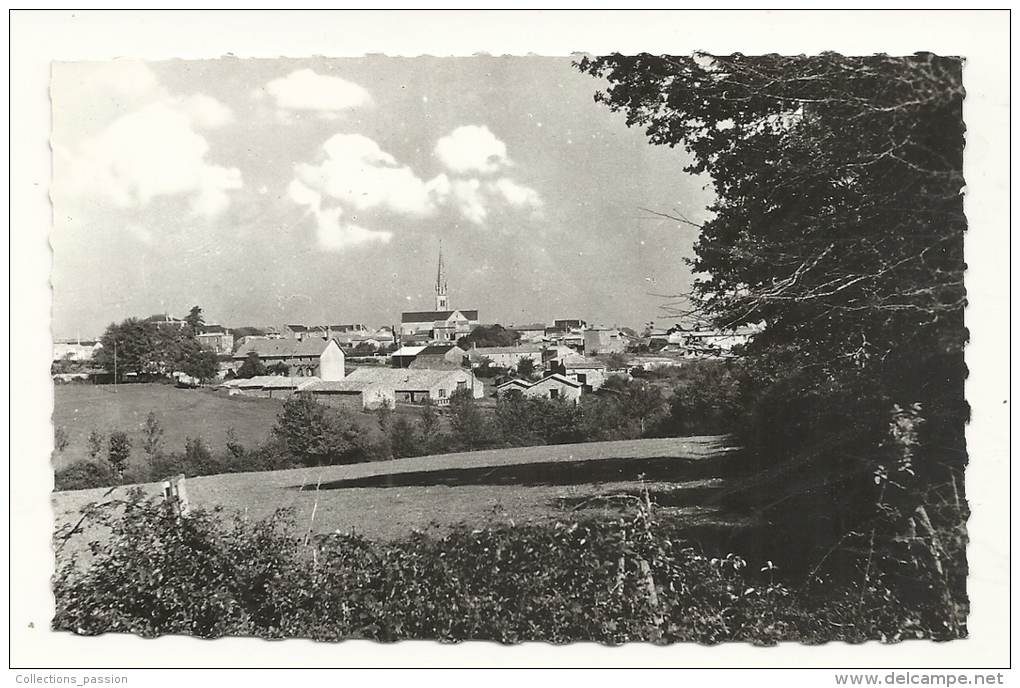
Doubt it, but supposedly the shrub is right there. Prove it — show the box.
[224,438,296,474]
[54,460,116,492]
[273,395,377,467]
[389,415,421,459]
[448,388,496,450]
[418,399,443,454]
[142,412,164,458]
[225,427,245,459]
[183,436,221,476]
[108,431,132,478]
[87,429,105,460]
[53,426,70,453]
[53,494,964,643]
[149,451,187,482]
[665,359,745,436]
[495,393,583,446]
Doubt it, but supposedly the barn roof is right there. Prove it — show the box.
[391,345,427,357]
[301,379,377,393]
[561,356,607,370]
[495,378,532,391]
[419,344,459,356]
[401,309,478,323]
[345,366,472,391]
[496,373,581,392]
[531,373,582,388]
[233,337,340,360]
[469,344,542,356]
[224,375,320,389]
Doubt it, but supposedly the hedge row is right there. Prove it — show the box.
[53,493,960,644]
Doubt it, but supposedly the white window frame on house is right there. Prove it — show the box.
[439,388,447,398]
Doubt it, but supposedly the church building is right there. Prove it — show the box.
[400,245,479,343]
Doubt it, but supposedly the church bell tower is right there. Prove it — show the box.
[435,242,449,312]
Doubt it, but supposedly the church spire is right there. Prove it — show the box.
[435,241,449,311]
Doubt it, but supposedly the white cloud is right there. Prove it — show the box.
[53,62,241,218]
[288,135,439,250]
[287,179,392,251]
[287,178,320,207]
[294,134,439,216]
[424,172,451,200]
[318,217,394,251]
[490,177,543,210]
[451,179,487,225]
[431,125,544,225]
[56,101,241,217]
[434,125,508,175]
[288,129,544,246]
[264,69,373,114]
[180,94,233,129]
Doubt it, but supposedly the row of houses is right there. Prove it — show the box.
[223,336,483,409]
[53,339,103,362]
[281,323,397,348]
[222,366,483,410]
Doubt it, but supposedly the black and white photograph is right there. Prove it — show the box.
[11,9,1010,676]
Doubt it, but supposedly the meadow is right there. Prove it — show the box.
[51,383,283,472]
[52,436,739,549]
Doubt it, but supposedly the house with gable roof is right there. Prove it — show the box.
[342,368,481,405]
[232,338,345,379]
[496,373,582,404]
[409,343,465,369]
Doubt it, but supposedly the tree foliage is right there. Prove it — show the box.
[176,337,220,383]
[514,357,538,380]
[107,430,132,478]
[272,395,375,467]
[418,399,443,454]
[448,388,495,450]
[93,314,219,383]
[186,305,204,336]
[142,412,165,458]
[577,53,968,611]
[236,352,268,379]
[457,324,520,350]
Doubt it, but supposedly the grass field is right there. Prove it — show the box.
[52,436,743,565]
[51,384,286,472]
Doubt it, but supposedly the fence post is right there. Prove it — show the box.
[162,473,190,518]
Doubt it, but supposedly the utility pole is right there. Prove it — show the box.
[113,339,118,388]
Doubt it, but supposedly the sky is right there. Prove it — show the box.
[50,55,715,339]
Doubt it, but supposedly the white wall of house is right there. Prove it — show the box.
[470,347,543,369]
[584,329,626,355]
[319,341,346,381]
[524,377,582,403]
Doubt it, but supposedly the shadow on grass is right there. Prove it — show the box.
[305,452,742,491]
[554,482,725,511]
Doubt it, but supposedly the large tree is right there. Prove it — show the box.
[578,53,967,628]
[95,315,218,383]
[457,324,520,350]
[94,318,161,380]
